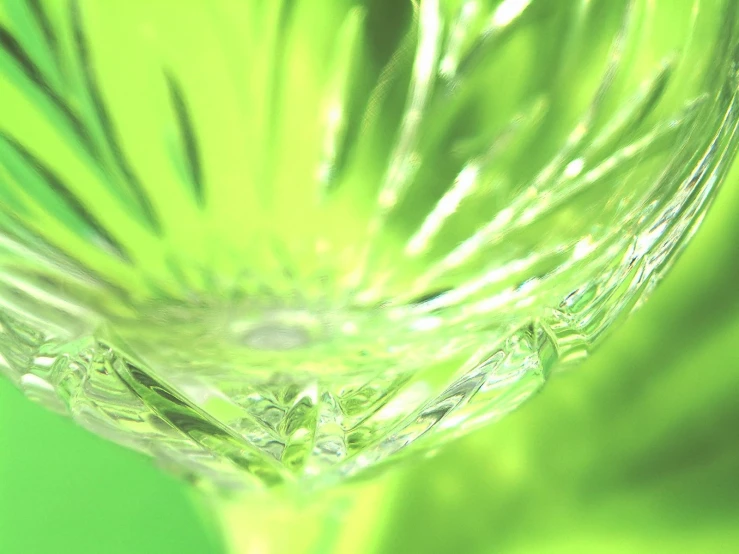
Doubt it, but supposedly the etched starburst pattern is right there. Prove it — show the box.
[1,0,738,492]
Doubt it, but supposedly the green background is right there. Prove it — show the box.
[1,159,738,553]
[1,0,739,552]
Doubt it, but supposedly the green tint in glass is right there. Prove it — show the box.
[0,0,738,495]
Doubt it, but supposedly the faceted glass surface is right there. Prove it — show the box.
[1,0,738,492]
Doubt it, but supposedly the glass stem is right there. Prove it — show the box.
[204,473,399,554]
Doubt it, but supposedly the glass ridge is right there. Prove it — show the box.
[0,0,738,492]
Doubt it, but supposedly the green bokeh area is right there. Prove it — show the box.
[1,138,738,554]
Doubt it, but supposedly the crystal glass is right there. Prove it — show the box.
[1,1,738,552]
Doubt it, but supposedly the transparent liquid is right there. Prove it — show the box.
[1,0,738,491]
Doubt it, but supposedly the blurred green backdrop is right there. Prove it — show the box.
[1,124,739,554]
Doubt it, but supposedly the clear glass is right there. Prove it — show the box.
[1,1,738,552]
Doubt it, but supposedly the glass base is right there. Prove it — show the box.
[203,474,398,554]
